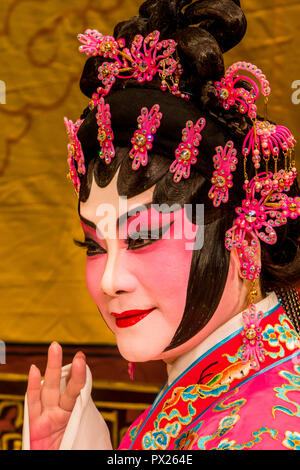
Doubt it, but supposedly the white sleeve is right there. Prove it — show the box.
[22,363,113,450]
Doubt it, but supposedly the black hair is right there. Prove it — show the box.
[75,0,300,350]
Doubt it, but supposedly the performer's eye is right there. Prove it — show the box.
[125,234,154,250]
[73,238,106,256]
[126,221,174,251]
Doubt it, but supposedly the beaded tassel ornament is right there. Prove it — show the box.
[128,361,135,381]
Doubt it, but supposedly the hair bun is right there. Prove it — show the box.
[80,0,247,100]
[183,0,247,53]
[114,0,246,95]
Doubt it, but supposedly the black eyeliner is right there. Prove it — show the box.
[73,219,175,254]
[126,220,175,250]
[73,237,106,256]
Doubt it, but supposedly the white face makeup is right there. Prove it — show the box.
[79,170,198,362]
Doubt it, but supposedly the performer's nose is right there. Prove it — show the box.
[100,245,135,297]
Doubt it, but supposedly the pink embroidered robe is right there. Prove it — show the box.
[119,302,300,450]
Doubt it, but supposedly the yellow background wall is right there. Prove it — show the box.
[0,0,299,344]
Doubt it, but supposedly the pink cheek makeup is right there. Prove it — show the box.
[111,307,156,328]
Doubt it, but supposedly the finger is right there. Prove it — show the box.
[41,342,62,409]
[27,364,42,422]
[65,351,86,384]
[59,354,86,412]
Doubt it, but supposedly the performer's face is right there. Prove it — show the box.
[79,169,198,362]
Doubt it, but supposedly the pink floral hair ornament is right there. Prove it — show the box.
[63,28,190,184]
[215,60,298,283]
[225,170,299,281]
[169,118,206,183]
[95,95,115,165]
[215,61,271,119]
[64,118,86,195]
[77,29,188,101]
[208,141,238,207]
[241,303,266,371]
[130,104,163,170]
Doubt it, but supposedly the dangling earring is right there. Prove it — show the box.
[128,361,135,381]
[240,279,266,371]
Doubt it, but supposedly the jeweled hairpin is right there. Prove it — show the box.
[215,61,271,120]
[208,141,238,207]
[96,96,115,164]
[64,118,86,195]
[169,118,206,183]
[130,104,162,170]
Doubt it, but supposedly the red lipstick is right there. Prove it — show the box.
[111,308,155,328]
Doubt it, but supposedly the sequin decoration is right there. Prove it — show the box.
[129,104,162,170]
[241,303,266,370]
[215,61,271,119]
[208,141,238,206]
[64,117,85,195]
[169,118,206,183]
[96,96,115,165]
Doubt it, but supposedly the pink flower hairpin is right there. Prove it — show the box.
[241,303,266,371]
[225,171,300,280]
[78,31,122,58]
[77,29,188,100]
[169,118,206,183]
[64,118,86,195]
[243,120,296,171]
[129,31,177,83]
[215,61,271,119]
[96,96,115,165]
[208,141,238,207]
[129,104,162,170]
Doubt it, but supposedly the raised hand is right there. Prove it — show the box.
[26,342,86,450]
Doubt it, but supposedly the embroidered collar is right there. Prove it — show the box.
[166,291,279,388]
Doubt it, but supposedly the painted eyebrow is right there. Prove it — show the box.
[78,201,154,231]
